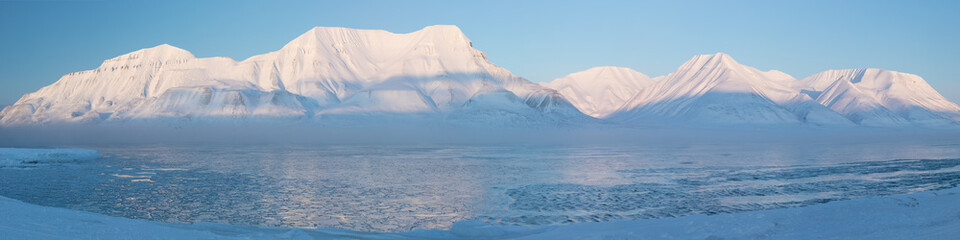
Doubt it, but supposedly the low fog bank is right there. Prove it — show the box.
[1,122,958,148]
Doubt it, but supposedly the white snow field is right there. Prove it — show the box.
[1,185,958,239]
[0,148,98,168]
[1,25,958,127]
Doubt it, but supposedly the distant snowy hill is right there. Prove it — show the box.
[797,68,960,126]
[603,53,852,125]
[0,25,583,126]
[543,53,959,127]
[542,67,655,118]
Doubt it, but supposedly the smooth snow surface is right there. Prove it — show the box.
[0,148,98,167]
[2,185,958,239]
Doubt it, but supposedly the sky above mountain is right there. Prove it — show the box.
[1,0,958,106]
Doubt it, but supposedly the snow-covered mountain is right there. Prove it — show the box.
[0,25,583,126]
[541,67,655,118]
[2,25,958,128]
[542,53,959,127]
[604,53,852,125]
[797,68,960,126]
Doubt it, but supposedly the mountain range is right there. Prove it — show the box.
[2,25,958,127]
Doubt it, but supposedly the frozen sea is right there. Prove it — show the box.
[2,139,960,233]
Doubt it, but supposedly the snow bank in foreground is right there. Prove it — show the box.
[0,148,99,167]
[2,187,959,239]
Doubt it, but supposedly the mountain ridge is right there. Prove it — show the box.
[545,53,957,127]
[797,68,960,126]
[604,53,853,125]
[2,26,958,128]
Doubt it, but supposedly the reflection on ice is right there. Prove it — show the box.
[0,142,958,232]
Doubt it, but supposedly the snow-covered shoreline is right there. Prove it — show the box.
[2,185,958,239]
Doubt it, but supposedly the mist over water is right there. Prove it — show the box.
[2,122,958,147]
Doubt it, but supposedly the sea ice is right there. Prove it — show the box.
[0,148,98,168]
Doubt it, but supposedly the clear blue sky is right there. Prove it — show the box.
[1,0,959,106]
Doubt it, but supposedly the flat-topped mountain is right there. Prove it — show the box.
[0,25,582,126]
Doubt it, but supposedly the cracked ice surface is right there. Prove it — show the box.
[486,158,960,225]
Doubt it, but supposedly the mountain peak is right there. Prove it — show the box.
[299,25,463,35]
[705,52,731,58]
[418,25,464,33]
[801,68,924,90]
[139,44,192,55]
[799,68,960,125]
[691,52,739,66]
[583,66,640,72]
[669,52,748,80]
[283,26,382,50]
[150,43,182,50]
[411,25,471,44]
[566,66,650,82]
[105,44,195,63]
[284,25,471,50]
[544,66,653,118]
